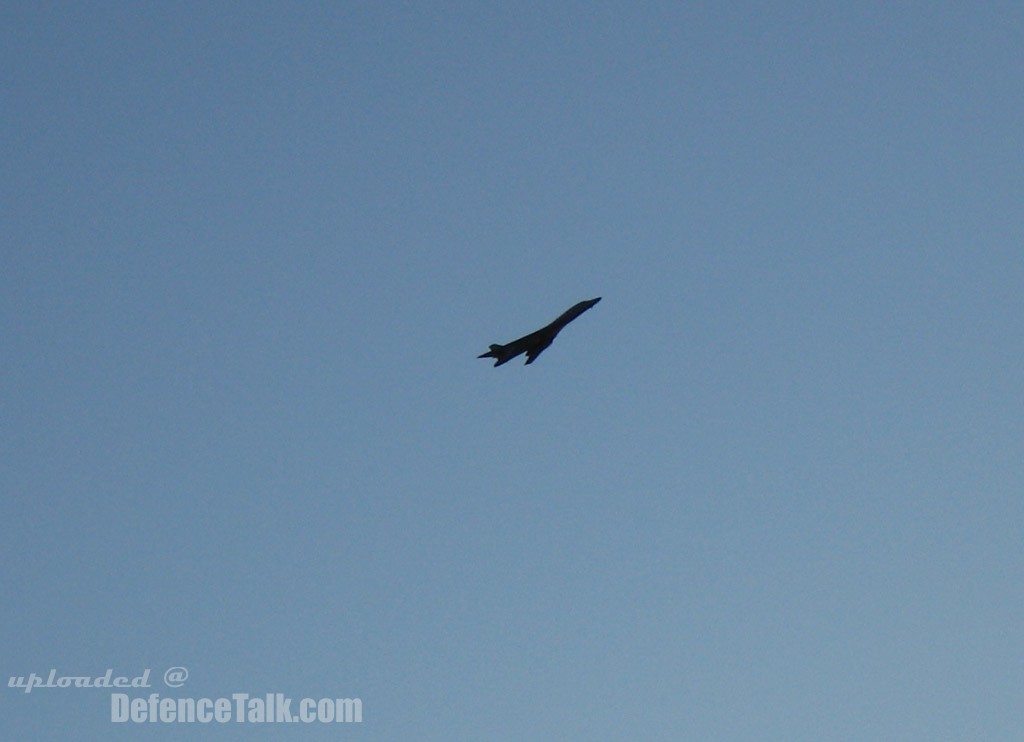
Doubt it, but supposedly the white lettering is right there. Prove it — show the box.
[104,691,362,724]
[130,697,147,722]
[159,697,176,722]
[111,693,129,722]
[338,697,362,723]
[213,697,232,722]
[8,668,151,693]
[196,697,214,723]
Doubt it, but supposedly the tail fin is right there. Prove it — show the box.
[477,343,512,367]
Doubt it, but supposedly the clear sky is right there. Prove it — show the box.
[3,2,1023,740]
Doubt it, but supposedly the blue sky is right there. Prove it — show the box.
[3,2,1023,739]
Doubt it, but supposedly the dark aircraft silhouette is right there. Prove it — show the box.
[478,297,601,367]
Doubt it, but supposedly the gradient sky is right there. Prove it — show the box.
[3,2,1023,740]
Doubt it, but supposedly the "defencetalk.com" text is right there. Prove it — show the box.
[111,692,362,724]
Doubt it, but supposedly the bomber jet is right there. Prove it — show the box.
[478,297,601,367]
